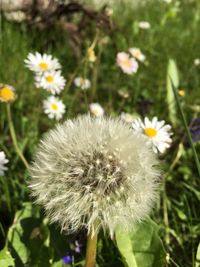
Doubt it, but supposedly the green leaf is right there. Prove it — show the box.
[196,242,200,267]
[0,247,15,267]
[166,59,179,126]
[7,202,51,267]
[115,219,166,267]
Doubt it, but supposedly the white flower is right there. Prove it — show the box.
[89,103,104,117]
[194,58,200,66]
[25,52,61,73]
[120,112,136,123]
[35,70,66,95]
[129,48,146,62]
[30,115,160,236]
[0,151,9,176]
[138,21,151,29]
[116,52,139,75]
[43,96,66,120]
[74,77,91,90]
[162,0,172,3]
[4,11,26,22]
[132,117,172,153]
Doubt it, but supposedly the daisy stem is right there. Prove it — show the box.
[6,104,29,170]
[85,231,98,267]
[162,182,170,245]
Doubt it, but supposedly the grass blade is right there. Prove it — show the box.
[169,77,200,178]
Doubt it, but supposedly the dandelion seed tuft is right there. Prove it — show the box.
[30,115,160,236]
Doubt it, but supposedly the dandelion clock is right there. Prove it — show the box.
[30,115,160,267]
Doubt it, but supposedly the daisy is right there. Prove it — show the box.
[129,48,146,62]
[43,96,66,120]
[74,77,91,90]
[24,52,61,73]
[120,112,136,123]
[138,21,151,29]
[35,70,66,95]
[116,52,138,74]
[194,58,200,66]
[89,103,104,117]
[132,117,173,153]
[0,84,16,103]
[0,151,9,176]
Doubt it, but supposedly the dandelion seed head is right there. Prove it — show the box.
[30,115,160,235]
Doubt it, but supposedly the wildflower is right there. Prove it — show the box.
[105,7,113,17]
[0,84,16,103]
[25,52,61,73]
[178,89,185,97]
[89,103,104,117]
[62,255,72,265]
[43,96,66,120]
[87,47,96,63]
[132,117,172,153]
[4,11,26,22]
[163,0,172,3]
[138,21,151,29]
[30,115,160,236]
[194,58,200,66]
[35,70,66,95]
[120,112,136,123]
[116,52,138,75]
[117,89,129,99]
[190,118,200,142]
[0,151,9,176]
[74,77,91,90]
[129,48,146,62]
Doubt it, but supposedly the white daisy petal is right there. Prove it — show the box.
[74,77,91,90]
[43,96,66,120]
[25,52,61,73]
[132,117,173,154]
[35,70,66,95]
[0,151,9,176]
[129,48,146,62]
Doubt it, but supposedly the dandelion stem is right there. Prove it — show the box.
[85,231,98,267]
[6,104,29,170]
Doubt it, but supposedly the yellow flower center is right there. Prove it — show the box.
[51,103,58,111]
[39,62,48,70]
[0,87,15,102]
[122,58,131,68]
[178,90,185,97]
[144,128,157,138]
[135,50,141,59]
[46,75,54,83]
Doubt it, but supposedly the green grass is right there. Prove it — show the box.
[0,0,200,266]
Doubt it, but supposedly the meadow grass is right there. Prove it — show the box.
[0,1,200,266]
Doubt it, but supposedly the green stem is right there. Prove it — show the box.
[162,181,170,245]
[6,104,29,170]
[84,231,98,267]
[170,78,200,178]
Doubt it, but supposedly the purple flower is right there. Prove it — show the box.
[190,118,200,142]
[62,255,72,265]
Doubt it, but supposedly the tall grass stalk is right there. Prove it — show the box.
[170,78,200,178]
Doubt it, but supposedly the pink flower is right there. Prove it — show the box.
[116,52,138,74]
